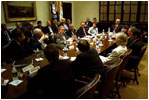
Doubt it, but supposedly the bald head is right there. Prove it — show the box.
[16,22,22,29]
[47,21,51,26]
[115,19,120,25]
[80,22,85,28]
[62,18,66,23]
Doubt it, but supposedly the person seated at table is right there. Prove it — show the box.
[51,19,59,34]
[99,32,128,65]
[121,25,129,36]
[59,18,69,30]
[66,19,71,26]
[77,22,90,38]
[85,17,93,27]
[111,19,122,33]
[66,24,77,38]
[44,21,56,44]
[72,40,106,78]
[56,26,69,49]
[127,27,144,57]
[88,23,98,35]
[27,44,74,98]
[4,30,30,61]
[34,21,45,33]
[12,22,23,38]
[1,24,13,48]
[28,28,48,50]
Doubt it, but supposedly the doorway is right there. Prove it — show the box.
[62,3,72,21]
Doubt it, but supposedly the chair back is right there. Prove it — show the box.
[138,44,147,63]
[100,59,123,98]
[74,74,100,99]
[116,49,132,80]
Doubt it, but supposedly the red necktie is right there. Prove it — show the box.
[113,25,118,33]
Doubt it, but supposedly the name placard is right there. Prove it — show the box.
[22,64,34,73]
[29,66,40,75]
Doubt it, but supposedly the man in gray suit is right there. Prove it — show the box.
[56,26,69,49]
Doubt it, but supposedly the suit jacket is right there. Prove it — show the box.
[59,23,69,30]
[66,29,77,37]
[72,48,106,77]
[1,30,12,47]
[85,21,93,27]
[28,36,44,50]
[44,26,54,35]
[77,27,89,38]
[56,33,69,49]
[34,26,45,33]
[100,45,127,65]
[27,59,74,98]
[51,24,58,34]
[111,24,122,33]
[127,39,144,56]
[5,40,29,61]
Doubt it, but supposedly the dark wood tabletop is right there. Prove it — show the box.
[1,34,116,99]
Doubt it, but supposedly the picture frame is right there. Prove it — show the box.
[3,1,37,22]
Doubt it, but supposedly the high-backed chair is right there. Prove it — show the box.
[114,49,132,98]
[126,44,147,85]
[74,74,101,99]
[98,59,123,99]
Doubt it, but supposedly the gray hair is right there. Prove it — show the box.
[33,28,42,35]
[116,32,128,46]
[129,26,138,33]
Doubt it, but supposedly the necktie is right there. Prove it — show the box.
[71,31,74,35]
[83,28,87,36]
[41,41,47,49]
[113,25,118,33]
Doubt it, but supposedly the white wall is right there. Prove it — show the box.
[1,1,50,28]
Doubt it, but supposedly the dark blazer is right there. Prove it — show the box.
[1,30,12,48]
[44,26,54,35]
[27,59,74,98]
[127,39,144,56]
[111,24,122,33]
[77,27,89,38]
[51,24,59,34]
[72,48,106,78]
[85,21,93,27]
[66,29,77,37]
[4,40,29,61]
[56,33,69,49]
[34,26,45,33]
[28,36,44,50]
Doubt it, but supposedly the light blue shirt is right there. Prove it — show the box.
[88,27,98,34]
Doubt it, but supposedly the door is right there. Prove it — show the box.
[62,3,72,21]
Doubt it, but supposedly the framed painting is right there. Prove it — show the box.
[3,1,37,22]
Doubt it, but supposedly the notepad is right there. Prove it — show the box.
[9,80,23,86]
[1,79,9,86]
[1,69,6,73]
[70,57,76,61]
[35,58,43,61]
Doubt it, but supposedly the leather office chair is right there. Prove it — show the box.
[74,74,101,99]
[98,59,123,99]
[114,49,132,98]
[126,44,147,85]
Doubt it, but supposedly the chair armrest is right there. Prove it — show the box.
[82,76,92,81]
[129,56,139,59]
[75,79,89,85]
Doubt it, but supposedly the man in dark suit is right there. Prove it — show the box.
[66,24,77,38]
[27,44,74,98]
[51,19,59,34]
[12,22,23,38]
[77,22,90,38]
[72,40,106,78]
[24,22,34,39]
[111,19,122,33]
[34,21,45,33]
[1,24,12,48]
[29,28,48,50]
[85,17,93,27]
[127,27,144,56]
[56,26,69,49]
[59,18,69,30]
[4,31,29,61]
[44,21,56,44]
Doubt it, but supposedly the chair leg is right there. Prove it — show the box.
[137,68,141,77]
[115,83,121,98]
[134,70,139,85]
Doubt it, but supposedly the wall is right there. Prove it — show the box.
[73,1,99,29]
[1,1,50,28]
[62,1,99,29]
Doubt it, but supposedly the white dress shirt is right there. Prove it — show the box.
[88,27,98,34]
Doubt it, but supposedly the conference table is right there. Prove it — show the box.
[1,33,116,99]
